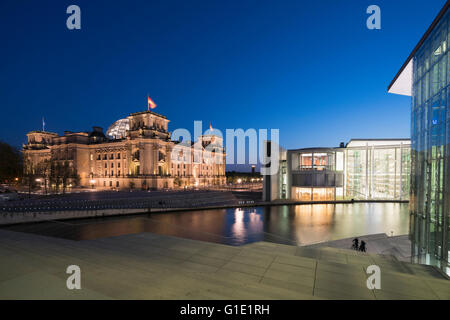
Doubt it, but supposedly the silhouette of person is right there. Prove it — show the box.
[352,238,359,250]
[359,240,366,252]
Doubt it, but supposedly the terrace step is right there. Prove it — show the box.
[245,241,447,281]
[0,230,448,299]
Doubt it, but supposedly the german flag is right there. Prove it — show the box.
[148,96,157,110]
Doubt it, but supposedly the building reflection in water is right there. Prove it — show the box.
[4,203,409,246]
[262,203,409,245]
[231,208,264,245]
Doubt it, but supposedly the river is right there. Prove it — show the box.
[3,202,410,246]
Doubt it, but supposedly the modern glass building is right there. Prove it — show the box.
[264,139,410,202]
[287,147,345,201]
[388,2,450,275]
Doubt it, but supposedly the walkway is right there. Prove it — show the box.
[304,233,413,262]
[0,230,448,300]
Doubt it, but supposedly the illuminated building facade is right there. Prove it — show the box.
[23,110,226,190]
[264,139,410,202]
[388,2,450,274]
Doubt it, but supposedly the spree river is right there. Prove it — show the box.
[4,203,410,246]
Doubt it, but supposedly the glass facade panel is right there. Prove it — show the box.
[345,144,410,200]
[410,10,450,274]
[345,149,367,199]
[336,152,344,171]
[312,188,335,201]
[293,187,312,201]
[300,153,312,170]
[292,187,335,201]
[313,153,327,170]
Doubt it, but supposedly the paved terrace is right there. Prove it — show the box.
[305,234,413,262]
[0,229,448,300]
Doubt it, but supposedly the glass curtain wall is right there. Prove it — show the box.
[297,151,336,171]
[345,149,367,199]
[345,145,410,200]
[410,10,450,274]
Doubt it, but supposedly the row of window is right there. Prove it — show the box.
[104,170,122,176]
[103,181,120,187]
[131,121,166,130]
[104,162,123,168]
[91,153,125,161]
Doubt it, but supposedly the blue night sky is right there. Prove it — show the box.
[0,0,446,170]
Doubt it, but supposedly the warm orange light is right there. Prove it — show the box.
[148,96,157,110]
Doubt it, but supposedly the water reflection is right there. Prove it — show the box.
[231,208,264,244]
[3,203,410,246]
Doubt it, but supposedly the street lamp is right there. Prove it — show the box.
[35,178,42,193]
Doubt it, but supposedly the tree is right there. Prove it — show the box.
[0,141,22,183]
[23,159,36,196]
[48,161,79,194]
[36,159,50,194]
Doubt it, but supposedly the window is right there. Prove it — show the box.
[116,181,119,187]
[110,154,114,159]
[300,154,313,170]
[118,170,121,176]
[97,155,101,160]
[111,163,114,168]
[118,163,120,168]
[90,154,93,161]
[105,170,107,176]
[105,163,107,168]
[313,153,327,170]
[117,153,121,159]
[109,181,112,187]
[293,187,312,201]
[336,152,344,171]
[103,154,107,160]
[312,188,335,201]
[111,170,114,176]
[103,181,106,186]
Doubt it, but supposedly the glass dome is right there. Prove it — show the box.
[106,118,129,140]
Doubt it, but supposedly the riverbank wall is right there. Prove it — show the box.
[0,190,408,226]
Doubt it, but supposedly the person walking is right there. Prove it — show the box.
[352,238,359,250]
[359,240,366,252]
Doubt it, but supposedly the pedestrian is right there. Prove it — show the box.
[359,240,366,252]
[352,238,359,250]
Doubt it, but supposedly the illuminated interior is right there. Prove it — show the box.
[300,154,313,170]
[292,187,335,201]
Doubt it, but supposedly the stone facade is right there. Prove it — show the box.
[23,110,226,190]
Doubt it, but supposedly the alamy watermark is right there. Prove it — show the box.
[366,265,381,289]
[66,5,81,30]
[366,5,381,30]
[171,121,280,175]
[66,265,81,290]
